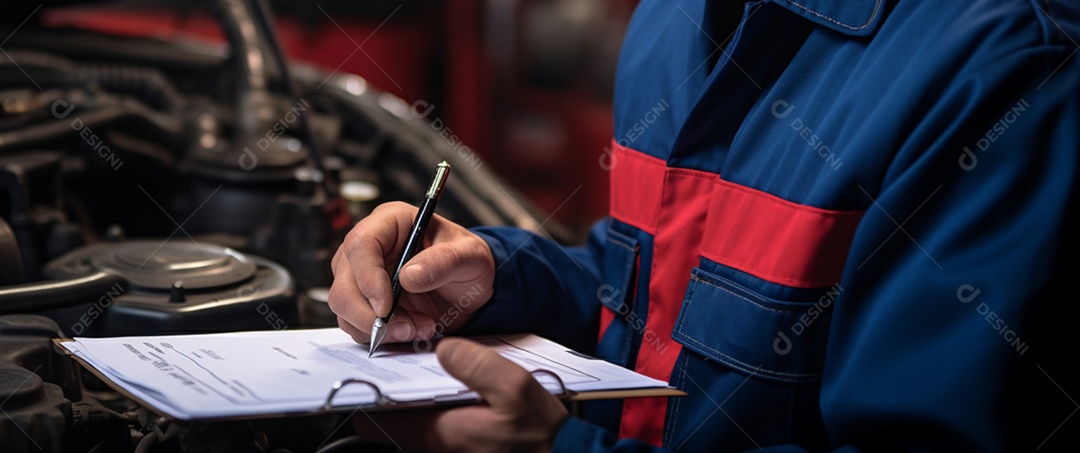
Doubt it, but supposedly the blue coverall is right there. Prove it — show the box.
[464,0,1080,450]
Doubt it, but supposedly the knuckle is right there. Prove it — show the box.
[442,238,472,266]
[342,216,371,243]
[358,265,385,290]
[463,234,488,258]
[374,201,411,218]
[369,202,392,215]
[326,286,345,314]
[324,291,341,315]
[442,244,465,268]
[339,234,363,257]
[330,249,347,277]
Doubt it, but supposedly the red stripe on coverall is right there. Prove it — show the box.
[605,141,862,445]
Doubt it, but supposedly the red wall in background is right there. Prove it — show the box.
[42,6,437,103]
[43,2,628,237]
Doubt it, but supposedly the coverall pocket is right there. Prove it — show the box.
[597,222,639,315]
[672,267,833,383]
[594,222,641,367]
[664,267,835,449]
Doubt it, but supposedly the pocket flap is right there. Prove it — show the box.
[672,268,833,383]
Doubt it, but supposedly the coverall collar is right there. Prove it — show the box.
[768,0,887,37]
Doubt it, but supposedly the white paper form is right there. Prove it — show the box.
[62,329,667,420]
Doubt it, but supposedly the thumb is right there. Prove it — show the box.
[401,238,490,293]
[436,338,539,411]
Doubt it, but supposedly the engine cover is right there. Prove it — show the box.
[39,241,296,337]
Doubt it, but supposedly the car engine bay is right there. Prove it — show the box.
[0,1,560,451]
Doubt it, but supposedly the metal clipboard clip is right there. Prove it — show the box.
[321,368,574,410]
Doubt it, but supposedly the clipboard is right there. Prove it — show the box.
[55,337,685,422]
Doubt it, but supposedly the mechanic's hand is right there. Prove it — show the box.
[353,338,570,452]
[329,201,496,346]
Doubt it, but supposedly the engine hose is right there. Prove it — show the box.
[0,50,182,111]
[214,0,275,139]
[0,103,184,151]
[0,272,127,315]
[73,65,182,112]
[251,0,337,195]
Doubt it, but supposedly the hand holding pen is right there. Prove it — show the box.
[369,161,451,355]
[328,161,496,355]
[329,162,568,450]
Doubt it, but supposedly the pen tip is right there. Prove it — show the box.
[438,161,450,169]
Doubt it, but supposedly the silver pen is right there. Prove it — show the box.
[369,161,451,357]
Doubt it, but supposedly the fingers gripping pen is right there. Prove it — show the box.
[369,161,451,356]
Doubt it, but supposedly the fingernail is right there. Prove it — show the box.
[405,264,433,286]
